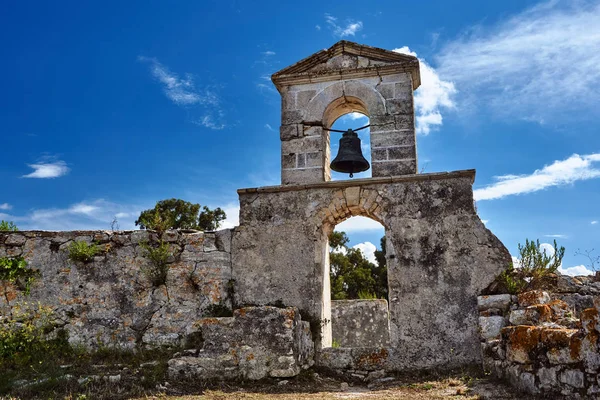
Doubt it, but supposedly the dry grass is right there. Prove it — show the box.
[132,376,522,400]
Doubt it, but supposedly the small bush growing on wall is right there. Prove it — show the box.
[0,220,18,232]
[0,256,40,295]
[140,241,171,286]
[496,239,565,294]
[67,241,99,263]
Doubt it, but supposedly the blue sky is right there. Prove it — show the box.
[1,0,599,274]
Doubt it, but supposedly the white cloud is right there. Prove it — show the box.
[195,114,225,130]
[22,160,70,179]
[139,56,225,129]
[220,204,240,229]
[262,51,276,56]
[315,25,321,31]
[69,203,99,215]
[265,123,275,132]
[544,234,568,239]
[325,14,363,38]
[0,203,11,210]
[435,1,600,122]
[336,216,384,233]
[481,219,489,224]
[592,221,598,225]
[353,241,377,264]
[474,153,600,201]
[138,56,203,106]
[393,47,456,135]
[340,112,368,122]
[14,199,143,231]
[558,264,594,277]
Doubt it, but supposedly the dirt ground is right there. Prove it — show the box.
[136,375,528,400]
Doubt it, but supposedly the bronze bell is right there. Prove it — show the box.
[330,128,370,177]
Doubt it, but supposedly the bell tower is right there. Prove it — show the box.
[272,41,421,185]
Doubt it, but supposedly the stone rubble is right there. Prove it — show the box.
[479,276,600,398]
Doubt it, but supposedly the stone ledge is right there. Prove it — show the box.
[238,169,476,194]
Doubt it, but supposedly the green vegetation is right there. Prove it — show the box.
[135,198,226,232]
[0,302,59,367]
[0,256,40,295]
[0,220,18,232]
[329,231,388,300]
[139,241,172,286]
[331,339,341,348]
[496,239,565,294]
[67,241,100,263]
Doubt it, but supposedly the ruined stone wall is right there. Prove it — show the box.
[0,229,233,349]
[232,170,511,371]
[331,300,390,348]
[478,277,600,398]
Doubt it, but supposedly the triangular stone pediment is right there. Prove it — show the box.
[272,41,420,90]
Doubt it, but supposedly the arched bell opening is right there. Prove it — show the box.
[323,96,372,181]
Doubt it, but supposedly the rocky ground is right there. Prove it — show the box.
[1,369,529,400]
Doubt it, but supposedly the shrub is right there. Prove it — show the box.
[139,241,171,286]
[67,241,99,263]
[0,302,59,367]
[0,221,18,232]
[495,239,565,294]
[0,256,40,295]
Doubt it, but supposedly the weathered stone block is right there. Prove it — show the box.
[168,307,313,380]
[282,168,323,185]
[509,309,529,325]
[518,290,551,307]
[376,83,395,99]
[559,369,585,389]
[296,90,316,109]
[370,131,415,148]
[281,136,322,154]
[280,124,300,141]
[282,110,303,125]
[305,152,322,168]
[331,300,390,347]
[538,366,559,389]
[394,82,412,100]
[503,326,543,364]
[386,99,413,115]
[371,159,416,177]
[5,234,27,246]
[282,153,296,169]
[479,316,506,340]
[388,146,416,160]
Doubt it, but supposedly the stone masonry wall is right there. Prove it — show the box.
[331,300,390,348]
[233,170,511,372]
[0,229,233,349]
[478,275,600,398]
[168,306,314,381]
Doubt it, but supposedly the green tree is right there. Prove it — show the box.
[329,231,388,300]
[135,199,226,232]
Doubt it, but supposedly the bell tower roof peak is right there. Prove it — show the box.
[272,41,420,91]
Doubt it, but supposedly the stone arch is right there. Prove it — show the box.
[316,186,387,236]
[304,80,387,126]
[313,186,391,348]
